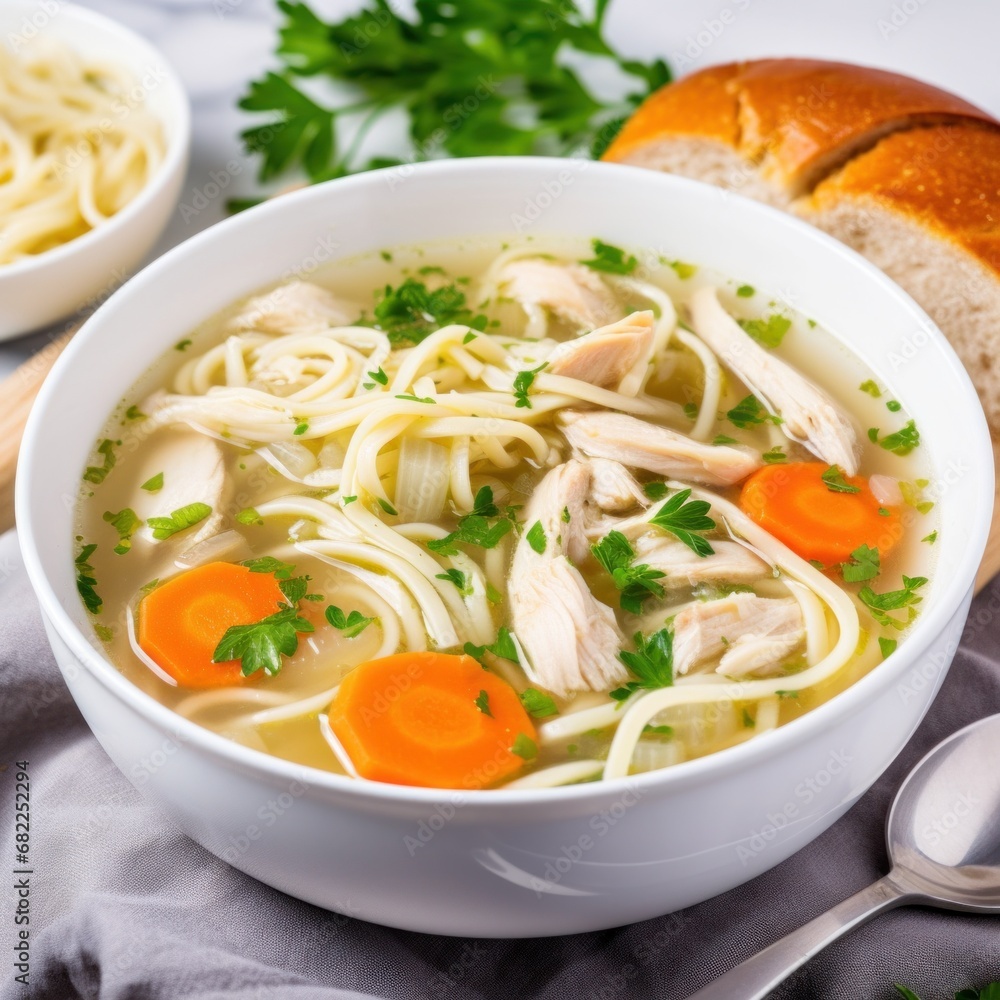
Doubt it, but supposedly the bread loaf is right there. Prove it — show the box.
[603,59,1000,429]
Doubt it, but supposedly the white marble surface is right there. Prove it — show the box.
[3,0,1000,379]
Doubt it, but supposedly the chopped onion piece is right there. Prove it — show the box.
[174,529,251,570]
[869,474,903,507]
[394,436,450,523]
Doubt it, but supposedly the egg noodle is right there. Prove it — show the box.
[0,39,164,264]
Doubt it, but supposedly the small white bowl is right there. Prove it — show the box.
[16,158,994,937]
[0,1,190,340]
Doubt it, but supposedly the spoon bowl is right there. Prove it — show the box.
[688,712,1000,999]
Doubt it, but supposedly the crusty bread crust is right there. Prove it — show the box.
[606,59,996,194]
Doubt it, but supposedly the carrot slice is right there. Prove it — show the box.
[739,462,902,566]
[329,652,537,789]
[138,561,286,688]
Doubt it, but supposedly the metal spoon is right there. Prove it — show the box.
[686,713,1000,1000]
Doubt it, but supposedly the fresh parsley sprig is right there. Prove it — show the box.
[821,465,860,494]
[649,489,716,557]
[372,278,486,346]
[213,605,315,677]
[326,604,376,637]
[859,575,928,630]
[464,625,520,665]
[580,238,637,275]
[726,394,782,429]
[591,530,665,614]
[611,628,674,700]
[427,486,513,555]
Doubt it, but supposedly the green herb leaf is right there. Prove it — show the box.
[511,733,538,761]
[278,575,313,604]
[726,395,781,429]
[526,520,547,554]
[367,367,388,385]
[124,404,145,421]
[736,284,755,298]
[140,472,164,493]
[236,507,264,526]
[581,239,637,275]
[213,604,314,676]
[513,362,547,409]
[175,339,192,352]
[683,402,698,420]
[242,556,296,580]
[102,507,141,555]
[325,604,376,638]
[870,419,920,455]
[738,313,791,349]
[859,575,928,629]
[649,489,716,557]
[83,439,118,485]
[474,690,492,717]
[762,447,786,464]
[642,724,674,737]
[371,278,486,346]
[669,260,696,279]
[435,568,473,596]
[643,482,668,500]
[377,497,398,516]
[293,421,309,435]
[611,628,674,699]
[464,625,521,666]
[520,687,558,718]
[922,531,938,544]
[712,434,739,446]
[821,465,860,494]
[591,530,665,614]
[75,543,102,614]
[841,543,880,583]
[147,502,212,541]
[859,379,882,397]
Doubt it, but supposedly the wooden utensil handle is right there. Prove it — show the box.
[0,329,75,534]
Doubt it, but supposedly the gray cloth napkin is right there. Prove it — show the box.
[1,528,998,1000]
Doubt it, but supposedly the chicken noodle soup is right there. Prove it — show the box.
[75,237,936,789]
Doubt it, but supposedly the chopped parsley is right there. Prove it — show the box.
[124,404,145,421]
[427,486,512,554]
[591,530,665,614]
[464,625,520,666]
[712,434,739,446]
[878,637,898,659]
[140,472,163,493]
[395,394,435,404]
[243,557,296,579]
[236,507,264,526]
[519,687,558,718]
[102,507,141,555]
[741,708,755,728]
[325,604,376,638]
[372,278,486,346]
[513,362,547,409]
[643,482,668,500]
[738,313,791,349]
[859,575,928,630]
[726,395,781,429]
[367,367,388,385]
[868,420,920,456]
[511,733,538,760]
[821,465,860,494]
[762,446,786,464]
[212,605,314,677]
[75,543,102,614]
[922,531,938,544]
[736,284,755,298]
[293,421,309,435]
[94,623,114,642]
[83,439,118,485]
[886,400,902,412]
[341,495,357,505]
[147,502,212,540]
[649,488,716,557]
[377,497,398,516]
[841,543,880,583]
[526,520,547,554]
[462,331,477,344]
[435,568,473,596]
[859,380,882,397]
[174,339,192,352]
[669,260,697,279]
[611,628,674,700]
[643,724,674,738]
[683,402,698,420]
[474,690,493,717]
[580,239,637,275]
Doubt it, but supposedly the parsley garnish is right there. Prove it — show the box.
[341,495,357,505]
[591,530,665,614]
[236,507,264,526]
[643,482,668,500]
[669,260,697,279]
[643,724,674,737]
[580,238,637,275]
[377,497,398,516]
[738,314,791,349]
[75,543,102,614]
[886,400,902,412]
[611,628,674,700]
[293,421,309,435]
[520,688,558,718]
[367,367,388,385]
[474,690,492,717]
[464,625,520,666]
[526,521,547,554]
[513,362,547,409]
[213,605,315,677]
[649,488,716,557]
[435,568,473,596]
[83,439,118,485]
[175,339,192,351]
[325,604,376,637]
[243,556,296,579]
[841,543,880,583]
[395,394,435,404]
[427,486,512,554]
[762,447,786,464]
[736,284,755,298]
[741,708,755,727]
[124,404,145,420]
[683,402,698,420]
[371,278,486,346]
[859,575,928,630]
[102,507,141,555]
[712,434,739,446]
[821,465,860,494]
[510,733,538,760]
[869,420,920,455]
[140,472,163,493]
[922,531,938,544]
[147,502,212,540]
[859,380,882,397]
[726,395,781,429]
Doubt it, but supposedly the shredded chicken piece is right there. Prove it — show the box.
[672,594,805,678]
[497,258,620,330]
[559,410,762,486]
[587,458,650,513]
[509,462,627,696]
[133,429,228,545]
[632,534,770,587]
[228,281,352,334]
[688,286,860,474]
[546,311,655,396]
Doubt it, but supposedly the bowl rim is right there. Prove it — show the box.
[17,156,996,811]
[0,0,191,280]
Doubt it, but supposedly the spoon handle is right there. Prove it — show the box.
[683,874,911,1000]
